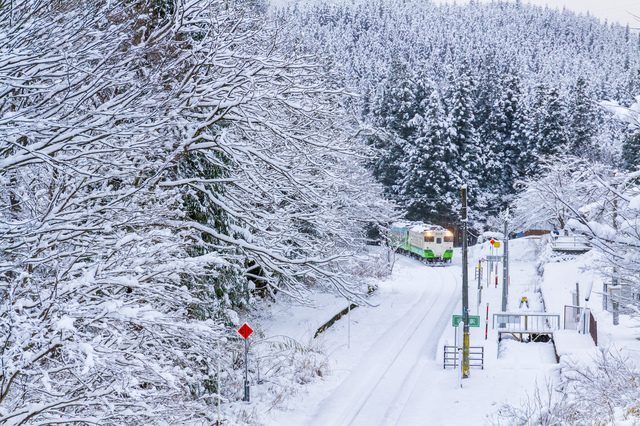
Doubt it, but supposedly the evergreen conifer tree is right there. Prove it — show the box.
[445,70,482,209]
[622,128,640,171]
[369,60,425,197]
[481,73,523,209]
[401,87,457,221]
[538,86,568,157]
[568,76,597,157]
[526,84,569,174]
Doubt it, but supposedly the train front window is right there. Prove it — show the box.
[444,236,453,242]
[424,236,434,242]
[436,238,442,244]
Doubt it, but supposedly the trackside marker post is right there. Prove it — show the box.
[238,323,253,402]
[458,321,464,388]
[348,301,351,349]
[485,303,489,340]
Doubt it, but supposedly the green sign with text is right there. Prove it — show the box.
[452,315,480,327]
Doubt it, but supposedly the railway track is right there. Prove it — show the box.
[307,264,460,426]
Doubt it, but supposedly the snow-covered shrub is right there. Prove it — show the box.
[494,348,640,425]
[345,248,394,282]
[247,335,329,414]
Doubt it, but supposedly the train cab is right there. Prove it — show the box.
[408,224,454,262]
[389,221,453,263]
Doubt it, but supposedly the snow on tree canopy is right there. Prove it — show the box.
[0,0,395,423]
[280,0,639,227]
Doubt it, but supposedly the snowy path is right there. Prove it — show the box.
[307,266,460,426]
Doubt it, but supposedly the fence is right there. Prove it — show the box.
[602,279,640,315]
[493,313,560,342]
[550,235,590,253]
[493,313,560,332]
[443,346,484,369]
[564,305,598,346]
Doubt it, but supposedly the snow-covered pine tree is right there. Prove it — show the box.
[278,0,640,227]
[480,73,524,210]
[367,59,421,198]
[568,76,598,158]
[622,128,640,171]
[525,84,570,174]
[445,68,482,212]
[400,84,457,222]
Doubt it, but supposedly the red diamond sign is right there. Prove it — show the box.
[490,239,496,246]
[238,323,253,339]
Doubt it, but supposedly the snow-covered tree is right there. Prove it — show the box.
[480,73,524,209]
[510,157,611,232]
[367,59,421,195]
[0,0,394,423]
[568,76,598,157]
[622,128,640,171]
[445,69,482,211]
[280,0,640,227]
[400,85,458,221]
[529,85,569,165]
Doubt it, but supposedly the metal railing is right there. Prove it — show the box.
[443,346,484,369]
[493,313,560,332]
[564,305,588,331]
[602,279,640,315]
[564,305,598,346]
[550,235,590,252]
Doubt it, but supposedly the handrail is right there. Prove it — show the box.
[443,345,484,369]
[493,313,560,332]
[550,235,590,251]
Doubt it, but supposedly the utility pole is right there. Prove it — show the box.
[501,213,509,312]
[612,174,619,325]
[461,187,469,379]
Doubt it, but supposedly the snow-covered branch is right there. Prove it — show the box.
[0,0,394,422]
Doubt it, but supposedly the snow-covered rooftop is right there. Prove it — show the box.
[410,223,445,233]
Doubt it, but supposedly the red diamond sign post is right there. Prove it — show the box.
[490,239,495,246]
[238,323,253,402]
[238,323,253,339]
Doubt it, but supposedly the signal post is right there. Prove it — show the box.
[461,187,470,378]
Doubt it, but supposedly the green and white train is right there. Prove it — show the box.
[389,222,454,263]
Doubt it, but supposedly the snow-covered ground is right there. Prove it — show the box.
[235,237,640,425]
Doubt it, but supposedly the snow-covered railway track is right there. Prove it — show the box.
[378,267,460,426]
[307,265,460,426]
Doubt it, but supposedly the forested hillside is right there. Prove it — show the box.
[279,0,640,228]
